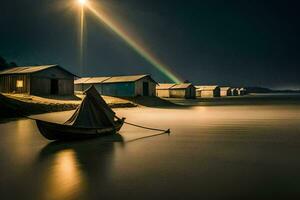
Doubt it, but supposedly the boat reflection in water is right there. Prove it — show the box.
[37,134,124,200]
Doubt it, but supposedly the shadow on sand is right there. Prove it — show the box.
[38,94,81,101]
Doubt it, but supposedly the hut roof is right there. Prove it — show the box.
[156,83,195,90]
[74,74,157,84]
[156,83,176,90]
[0,65,77,77]
[220,87,231,91]
[171,83,194,89]
[85,77,111,84]
[196,85,219,90]
[104,75,152,83]
[74,77,92,84]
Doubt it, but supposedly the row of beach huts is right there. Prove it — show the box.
[0,65,247,99]
[156,84,247,99]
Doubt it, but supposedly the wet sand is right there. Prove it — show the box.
[0,95,300,199]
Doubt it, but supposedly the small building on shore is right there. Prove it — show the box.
[0,65,76,96]
[156,83,196,99]
[75,74,157,97]
[156,84,176,98]
[75,77,110,92]
[231,88,239,96]
[170,83,196,99]
[196,85,220,98]
[220,87,232,97]
[237,88,247,96]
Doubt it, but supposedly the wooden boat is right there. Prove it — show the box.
[35,85,125,141]
[36,117,125,140]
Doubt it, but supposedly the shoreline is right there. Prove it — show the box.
[3,93,298,120]
[0,93,136,119]
[0,93,180,119]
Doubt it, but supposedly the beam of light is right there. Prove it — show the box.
[79,5,85,75]
[85,3,182,83]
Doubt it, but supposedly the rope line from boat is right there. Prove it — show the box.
[125,131,170,143]
[123,121,170,134]
[114,116,170,134]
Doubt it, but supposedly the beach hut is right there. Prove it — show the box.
[196,85,220,98]
[237,88,247,96]
[75,74,157,97]
[231,88,239,96]
[156,83,196,99]
[220,87,232,97]
[169,83,196,99]
[0,65,76,95]
[156,83,175,98]
[75,77,110,92]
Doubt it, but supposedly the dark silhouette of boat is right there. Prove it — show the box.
[36,118,124,140]
[36,85,125,140]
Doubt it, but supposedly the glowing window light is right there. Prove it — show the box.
[16,80,24,88]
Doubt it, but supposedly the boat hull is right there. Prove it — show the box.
[36,119,124,141]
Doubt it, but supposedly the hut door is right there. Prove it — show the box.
[143,82,149,96]
[50,79,59,95]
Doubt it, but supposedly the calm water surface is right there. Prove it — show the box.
[1,96,300,199]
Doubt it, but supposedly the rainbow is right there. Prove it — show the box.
[84,2,182,83]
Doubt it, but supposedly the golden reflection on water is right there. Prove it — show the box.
[10,119,41,166]
[43,149,86,200]
[15,120,33,158]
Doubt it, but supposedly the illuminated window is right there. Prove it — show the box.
[16,80,24,88]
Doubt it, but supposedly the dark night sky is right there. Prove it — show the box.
[0,0,299,89]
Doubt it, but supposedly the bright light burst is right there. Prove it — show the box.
[76,0,182,82]
[78,0,87,6]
